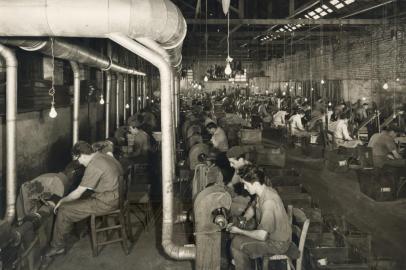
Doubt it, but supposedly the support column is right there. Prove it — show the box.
[116,73,120,129]
[123,75,127,123]
[130,76,135,115]
[105,72,111,138]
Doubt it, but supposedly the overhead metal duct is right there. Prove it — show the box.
[0,44,17,225]
[0,0,186,68]
[109,33,196,260]
[0,38,145,76]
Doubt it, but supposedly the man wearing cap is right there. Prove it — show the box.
[205,119,229,153]
[46,141,123,257]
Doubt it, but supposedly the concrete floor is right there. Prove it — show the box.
[46,208,194,270]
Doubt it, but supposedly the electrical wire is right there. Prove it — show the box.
[48,38,56,104]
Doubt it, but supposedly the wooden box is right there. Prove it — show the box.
[256,147,286,168]
[239,129,262,145]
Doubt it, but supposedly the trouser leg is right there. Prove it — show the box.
[51,198,113,247]
[231,238,252,270]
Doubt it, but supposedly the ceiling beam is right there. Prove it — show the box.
[191,30,365,38]
[186,18,384,25]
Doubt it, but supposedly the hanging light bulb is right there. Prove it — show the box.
[383,82,389,90]
[282,91,286,96]
[298,86,302,90]
[198,84,202,90]
[321,79,325,85]
[328,102,332,106]
[204,75,209,82]
[125,104,130,109]
[138,97,141,101]
[224,62,232,76]
[146,96,149,100]
[362,97,366,101]
[99,94,105,105]
[396,77,400,82]
[304,98,308,102]
[49,102,57,118]
[265,90,269,95]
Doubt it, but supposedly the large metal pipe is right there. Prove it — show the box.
[109,33,196,260]
[70,61,80,145]
[123,75,127,123]
[0,0,186,68]
[0,38,145,76]
[0,44,17,224]
[116,74,121,129]
[105,72,111,138]
[130,76,135,115]
[174,75,180,128]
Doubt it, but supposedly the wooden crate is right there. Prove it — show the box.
[356,169,396,202]
[256,147,286,168]
[239,129,262,145]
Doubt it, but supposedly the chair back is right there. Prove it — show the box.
[118,166,131,210]
[292,208,310,270]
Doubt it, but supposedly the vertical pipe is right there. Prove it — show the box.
[70,61,80,145]
[142,77,146,109]
[174,75,180,128]
[116,73,120,129]
[0,44,17,224]
[123,75,127,123]
[105,72,111,138]
[108,33,196,260]
[136,77,140,112]
[130,76,135,115]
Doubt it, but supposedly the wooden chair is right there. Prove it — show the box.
[128,163,153,231]
[89,171,131,257]
[261,208,310,270]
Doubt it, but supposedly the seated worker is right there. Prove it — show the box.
[258,101,272,128]
[288,109,309,137]
[226,146,256,216]
[355,103,369,125]
[206,119,229,153]
[91,139,115,158]
[228,165,291,270]
[127,115,151,162]
[272,108,289,128]
[334,112,363,148]
[114,125,129,146]
[45,141,123,257]
[368,126,405,168]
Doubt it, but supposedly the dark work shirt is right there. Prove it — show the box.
[255,186,291,242]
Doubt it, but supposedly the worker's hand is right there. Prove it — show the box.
[46,201,56,209]
[227,225,242,234]
[54,201,62,214]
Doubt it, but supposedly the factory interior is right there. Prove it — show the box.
[1,0,406,269]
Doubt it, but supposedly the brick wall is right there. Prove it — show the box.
[262,22,406,107]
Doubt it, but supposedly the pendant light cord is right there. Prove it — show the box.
[227,11,230,58]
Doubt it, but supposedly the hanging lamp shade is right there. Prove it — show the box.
[222,0,230,15]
